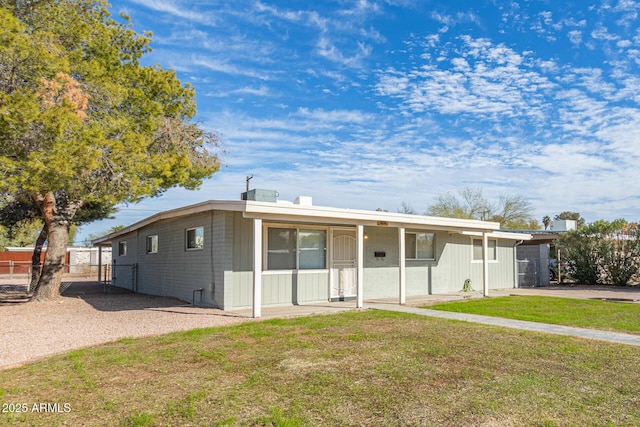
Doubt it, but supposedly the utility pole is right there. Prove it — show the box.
[246,175,253,193]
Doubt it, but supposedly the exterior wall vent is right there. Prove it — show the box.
[241,189,279,203]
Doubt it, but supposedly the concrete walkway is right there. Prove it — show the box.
[366,302,640,347]
[236,286,640,347]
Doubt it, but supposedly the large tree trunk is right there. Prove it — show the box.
[30,192,81,302]
[27,224,48,295]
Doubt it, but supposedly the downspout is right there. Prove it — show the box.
[513,240,524,289]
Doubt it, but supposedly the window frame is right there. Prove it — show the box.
[264,224,328,272]
[146,235,158,254]
[186,226,204,251]
[118,241,127,256]
[471,238,497,262]
[405,231,436,260]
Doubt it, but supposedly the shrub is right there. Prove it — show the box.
[559,220,640,286]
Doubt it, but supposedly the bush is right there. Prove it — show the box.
[559,220,640,286]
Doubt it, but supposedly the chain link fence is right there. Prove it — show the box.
[1,262,100,298]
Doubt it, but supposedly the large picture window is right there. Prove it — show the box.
[186,227,204,250]
[406,232,435,260]
[472,238,497,261]
[267,227,326,270]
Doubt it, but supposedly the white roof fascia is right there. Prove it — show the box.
[92,199,501,245]
[242,201,499,232]
[458,230,533,241]
[91,200,247,245]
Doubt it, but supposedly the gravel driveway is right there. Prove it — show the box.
[0,279,251,370]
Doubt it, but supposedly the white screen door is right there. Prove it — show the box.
[331,229,357,300]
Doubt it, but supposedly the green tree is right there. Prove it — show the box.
[426,187,539,229]
[1,196,114,291]
[542,215,551,230]
[0,2,220,301]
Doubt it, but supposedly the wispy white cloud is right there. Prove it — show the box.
[591,25,620,40]
[190,56,273,79]
[568,29,583,46]
[128,0,219,25]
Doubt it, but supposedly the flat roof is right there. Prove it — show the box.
[92,199,527,245]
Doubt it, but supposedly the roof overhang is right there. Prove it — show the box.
[241,201,499,232]
[459,230,533,241]
[92,200,502,245]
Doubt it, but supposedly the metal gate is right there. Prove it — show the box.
[517,259,539,287]
[330,229,357,300]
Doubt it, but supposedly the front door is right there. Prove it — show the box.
[331,229,357,300]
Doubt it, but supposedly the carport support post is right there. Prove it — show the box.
[253,218,262,318]
[356,224,364,308]
[398,227,406,305]
[482,232,489,297]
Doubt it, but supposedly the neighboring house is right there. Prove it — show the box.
[1,247,111,276]
[93,190,532,317]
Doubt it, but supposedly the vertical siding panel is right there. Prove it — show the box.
[116,212,214,304]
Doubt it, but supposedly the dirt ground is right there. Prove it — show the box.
[0,278,250,370]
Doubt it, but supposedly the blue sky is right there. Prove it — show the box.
[79,0,640,242]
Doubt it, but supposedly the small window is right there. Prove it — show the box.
[406,232,435,260]
[118,241,127,256]
[186,227,204,250]
[146,235,158,254]
[472,238,497,261]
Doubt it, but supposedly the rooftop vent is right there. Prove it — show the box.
[294,196,313,206]
[241,189,278,203]
[550,220,577,232]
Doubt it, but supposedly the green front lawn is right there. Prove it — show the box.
[428,295,640,334]
[2,310,640,426]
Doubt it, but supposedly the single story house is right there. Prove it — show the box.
[93,190,532,317]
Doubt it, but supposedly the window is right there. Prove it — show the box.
[186,227,204,250]
[298,229,327,269]
[406,232,435,260]
[267,228,297,270]
[472,238,497,261]
[146,235,158,254]
[118,241,127,256]
[266,227,326,270]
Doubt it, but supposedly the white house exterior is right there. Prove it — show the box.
[94,192,531,317]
